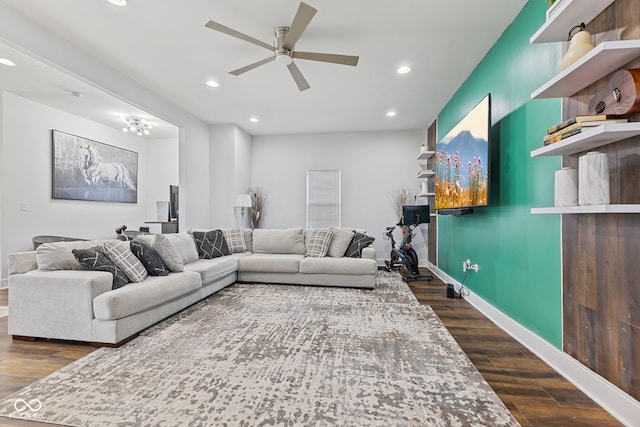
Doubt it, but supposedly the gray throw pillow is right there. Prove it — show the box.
[100,241,148,283]
[327,228,355,258]
[344,232,375,258]
[153,234,184,272]
[305,229,334,258]
[192,230,231,259]
[162,232,199,264]
[72,247,130,290]
[130,238,169,276]
[222,228,248,253]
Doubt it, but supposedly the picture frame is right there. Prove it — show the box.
[51,130,138,203]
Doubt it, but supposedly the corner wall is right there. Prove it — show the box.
[436,1,563,347]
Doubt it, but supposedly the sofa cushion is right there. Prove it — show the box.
[238,254,304,273]
[327,228,355,258]
[305,229,333,258]
[192,230,232,259]
[183,256,239,284]
[72,247,130,290]
[93,271,202,321]
[222,228,248,253]
[252,228,305,255]
[299,257,378,275]
[153,234,184,272]
[130,238,169,276]
[344,232,375,258]
[162,232,199,264]
[36,240,108,271]
[100,241,148,283]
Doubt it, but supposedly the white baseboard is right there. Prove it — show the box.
[426,261,640,427]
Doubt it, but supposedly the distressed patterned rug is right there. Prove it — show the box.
[0,272,518,426]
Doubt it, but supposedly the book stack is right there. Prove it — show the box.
[544,115,628,146]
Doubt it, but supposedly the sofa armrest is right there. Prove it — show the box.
[7,251,37,275]
[8,270,113,342]
[362,246,376,260]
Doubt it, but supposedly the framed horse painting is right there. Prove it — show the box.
[51,130,138,203]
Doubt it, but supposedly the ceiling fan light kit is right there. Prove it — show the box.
[204,1,359,91]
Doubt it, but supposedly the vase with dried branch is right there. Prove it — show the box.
[390,187,414,223]
[248,187,266,229]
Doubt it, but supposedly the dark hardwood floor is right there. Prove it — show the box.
[0,275,623,426]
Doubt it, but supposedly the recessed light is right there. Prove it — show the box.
[249,117,259,123]
[396,65,412,74]
[107,0,127,6]
[386,111,397,117]
[206,80,220,88]
[0,58,16,67]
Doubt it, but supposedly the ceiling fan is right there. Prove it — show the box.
[204,2,359,91]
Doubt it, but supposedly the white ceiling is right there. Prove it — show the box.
[0,0,527,138]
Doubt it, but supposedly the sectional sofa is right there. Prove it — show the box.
[7,227,377,346]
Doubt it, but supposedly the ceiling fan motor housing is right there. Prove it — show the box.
[274,26,293,65]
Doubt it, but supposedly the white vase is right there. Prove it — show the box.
[578,152,610,206]
[554,167,578,207]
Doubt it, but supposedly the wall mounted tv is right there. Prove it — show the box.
[435,93,490,216]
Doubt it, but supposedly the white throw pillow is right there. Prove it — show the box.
[327,228,356,258]
[162,232,199,264]
[252,228,305,254]
[152,234,184,272]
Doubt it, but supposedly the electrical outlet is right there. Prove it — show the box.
[21,201,29,211]
[469,263,479,272]
[462,259,471,272]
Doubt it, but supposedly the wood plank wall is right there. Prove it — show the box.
[427,120,437,265]
[561,0,640,400]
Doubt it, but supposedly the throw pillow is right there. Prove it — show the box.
[305,229,334,258]
[222,228,248,253]
[100,241,148,283]
[72,247,130,290]
[327,227,356,258]
[192,230,231,259]
[162,232,199,264]
[130,238,169,276]
[153,234,184,272]
[344,232,375,258]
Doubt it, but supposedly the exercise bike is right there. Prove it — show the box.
[383,205,432,281]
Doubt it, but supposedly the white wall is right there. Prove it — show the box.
[0,92,175,279]
[251,130,428,264]
[209,124,252,228]
[145,138,179,221]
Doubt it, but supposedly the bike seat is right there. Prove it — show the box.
[385,227,395,231]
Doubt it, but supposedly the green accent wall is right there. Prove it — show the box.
[437,0,563,348]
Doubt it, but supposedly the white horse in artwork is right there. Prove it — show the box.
[78,141,136,192]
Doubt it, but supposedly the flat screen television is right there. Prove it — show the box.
[435,94,490,215]
[402,205,431,226]
[169,185,179,221]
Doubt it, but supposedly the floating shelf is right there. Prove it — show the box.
[416,170,435,179]
[416,193,435,197]
[530,0,615,44]
[531,204,640,214]
[530,122,640,157]
[531,40,640,99]
[416,151,435,160]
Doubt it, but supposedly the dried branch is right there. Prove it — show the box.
[248,187,266,229]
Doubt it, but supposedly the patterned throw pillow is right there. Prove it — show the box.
[72,247,130,290]
[100,241,148,283]
[344,232,375,258]
[130,238,169,276]
[305,229,334,258]
[153,234,184,272]
[222,228,248,253]
[192,230,232,259]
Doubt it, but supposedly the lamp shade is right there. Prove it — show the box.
[235,194,252,208]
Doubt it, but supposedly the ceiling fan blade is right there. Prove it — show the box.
[205,20,273,51]
[229,56,275,76]
[283,2,317,51]
[293,51,359,66]
[287,62,310,91]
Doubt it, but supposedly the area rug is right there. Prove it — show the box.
[0,272,518,426]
